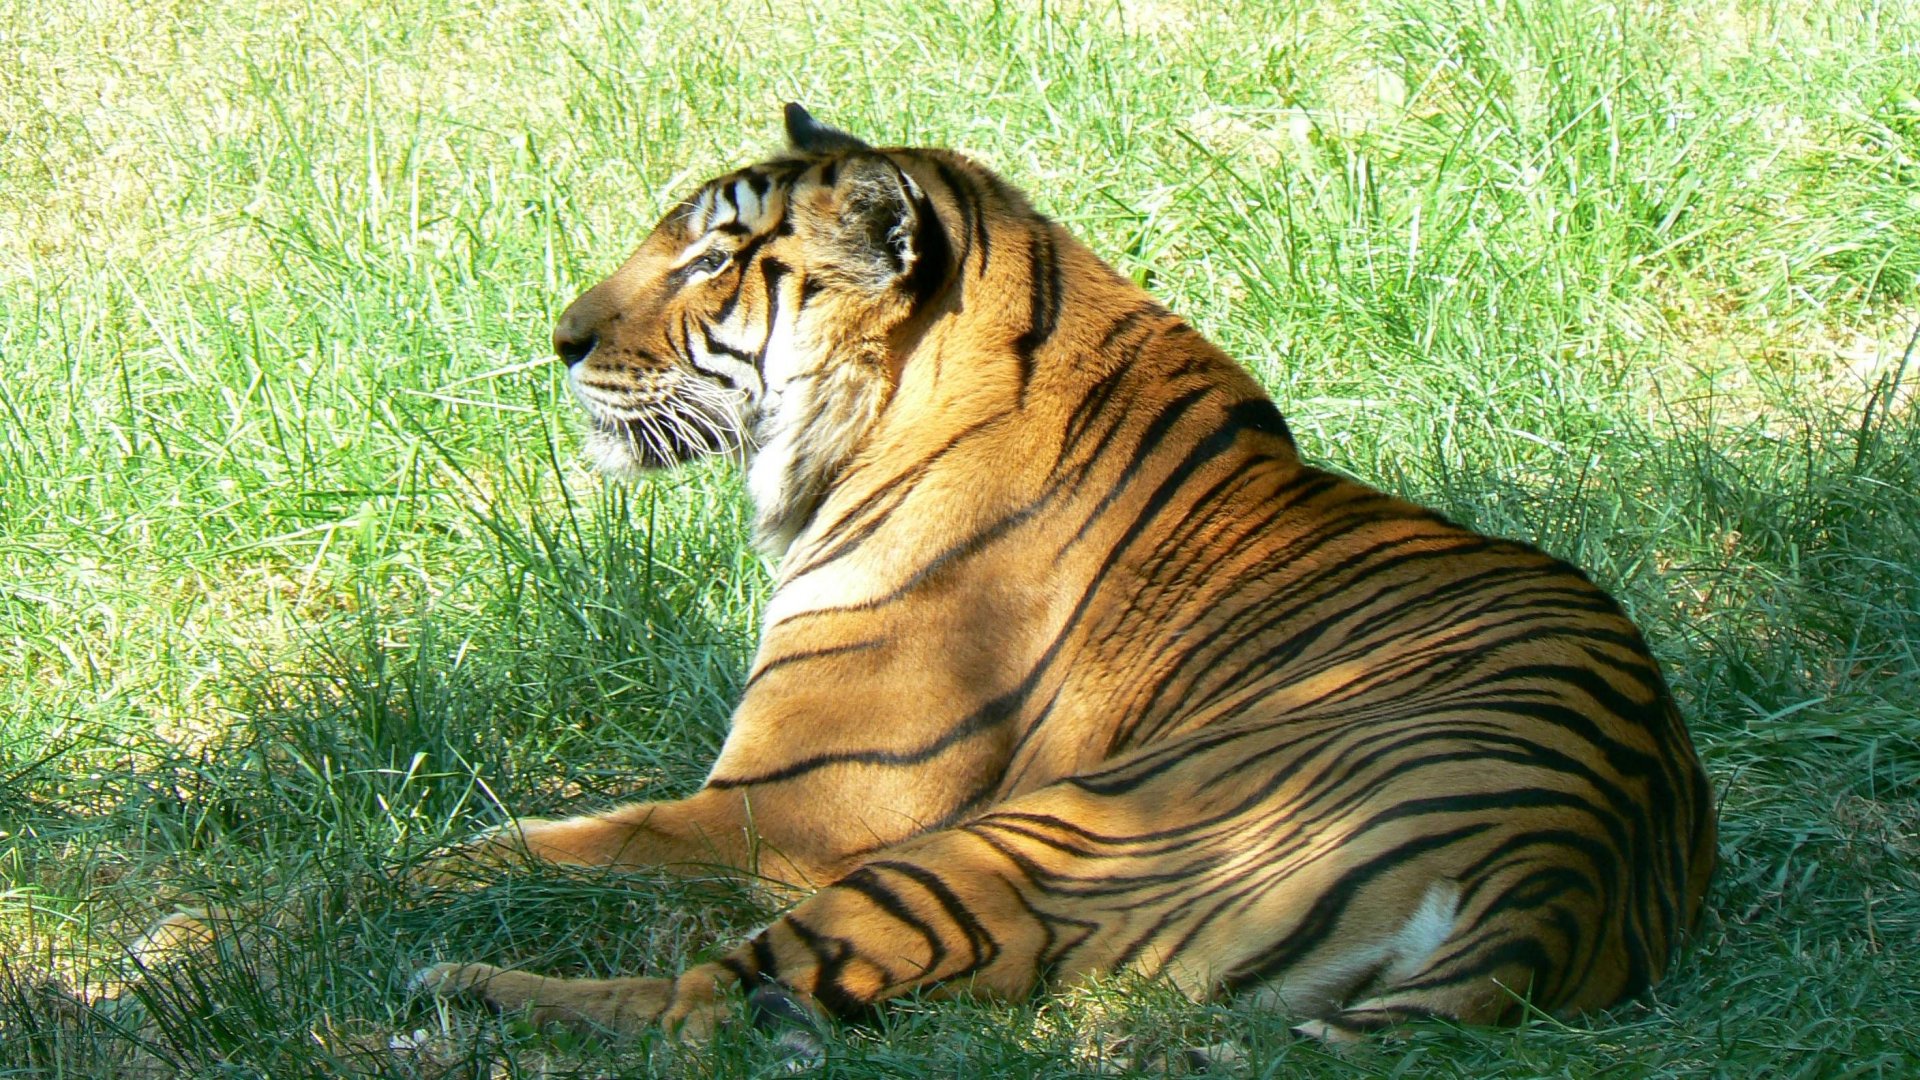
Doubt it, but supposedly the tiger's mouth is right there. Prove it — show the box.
[569,369,754,473]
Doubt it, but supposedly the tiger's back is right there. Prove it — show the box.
[415,106,1714,1043]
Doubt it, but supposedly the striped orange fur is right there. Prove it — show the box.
[413,105,1715,1045]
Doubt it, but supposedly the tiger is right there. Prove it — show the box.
[412,104,1716,1049]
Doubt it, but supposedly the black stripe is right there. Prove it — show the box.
[932,159,986,279]
[759,255,791,293]
[778,918,864,1016]
[1070,382,1212,510]
[1055,365,1133,470]
[1095,301,1166,352]
[1232,396,1293,442]
[754,257,789,375]
[1010,228,1060,399]
[721,952,761,989]
[903,187,952,304]
[749,933,779,986]
[691,325,754,388]
[746,638,886,688]
[939,161,992,276]
[1162,544,1515,720]
[1390,933,1553,1005]
[995,397,1289,762]
[867,860,1001,975]
[706,689,1021,788]
[933,162,973,265]
[833,866,949,976]
[1143,529,1500,720]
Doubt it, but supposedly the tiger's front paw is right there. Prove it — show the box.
[409,961,505,1000]
[410,961,733,1040]
[408,820,559,889]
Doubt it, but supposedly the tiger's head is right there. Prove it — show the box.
[552,104,963,553]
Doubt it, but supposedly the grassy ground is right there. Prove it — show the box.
[3,0,1918,1075]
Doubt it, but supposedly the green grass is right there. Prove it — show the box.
[3,0,1918,1075]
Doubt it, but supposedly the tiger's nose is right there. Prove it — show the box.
[553,316,597,367]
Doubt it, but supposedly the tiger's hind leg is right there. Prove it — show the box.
[415,721,1620,1044]
[415,814,1074,1036]
[416,738,1506,1038]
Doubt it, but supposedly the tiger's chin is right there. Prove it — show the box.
[579,424,675,475]
[575,408,753,476]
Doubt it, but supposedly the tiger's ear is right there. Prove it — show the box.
[831,155,951,298]
[784,103,869,154]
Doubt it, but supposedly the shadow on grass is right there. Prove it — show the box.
[0,461,782,1076]
[5,391,1919,1076]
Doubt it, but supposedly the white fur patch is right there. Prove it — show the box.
[732,178,765,224]
[1247,878,1461,1016]
[1379,879,1461,985]
[744,300,807,551]
[689,189,717,232]
[686,326,761,392]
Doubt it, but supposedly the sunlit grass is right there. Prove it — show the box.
[3,0,1918,1075]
